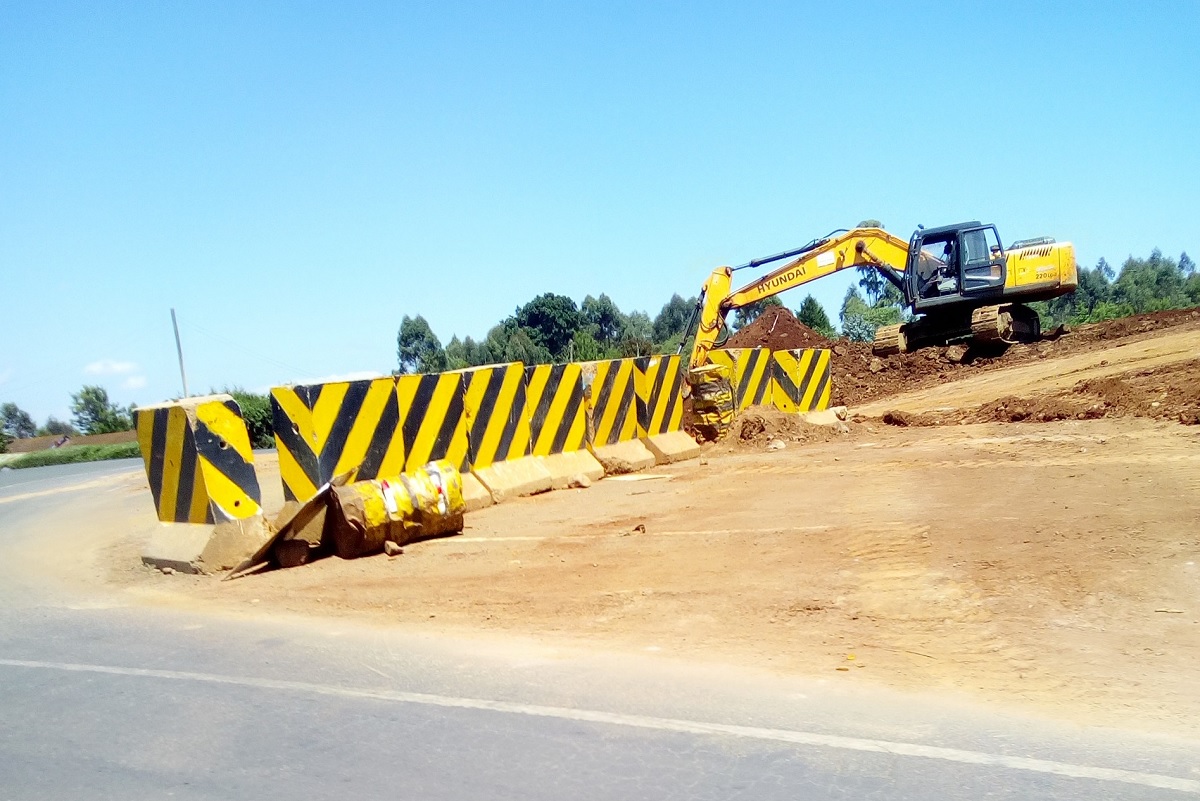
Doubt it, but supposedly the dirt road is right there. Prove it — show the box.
[86,313,1200,739]
[125,416,1200,737]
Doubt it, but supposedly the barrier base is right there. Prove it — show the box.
[141,515,270,575]
[641,430,701,464]
[473,456,553,502]
[593,440,656,475]
[537,450,604,489]
[461,473,495,512]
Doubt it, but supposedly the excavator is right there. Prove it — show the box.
[683,221,1077,370]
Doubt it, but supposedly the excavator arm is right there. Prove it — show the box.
[687,227,911,369]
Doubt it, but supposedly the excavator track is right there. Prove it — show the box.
[872,324,907,356]
[971,304,1041,345]
[970,306,1008,343]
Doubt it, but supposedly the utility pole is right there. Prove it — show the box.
[170,308,190,398]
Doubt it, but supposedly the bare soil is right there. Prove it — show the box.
[719,306,1200,409]
[89,308,1200,738]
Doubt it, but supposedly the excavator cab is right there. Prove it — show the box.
[907,222,1007,312]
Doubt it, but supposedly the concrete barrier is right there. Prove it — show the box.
[634,354,700,464]
[706,348,773,410]
[580,358,655,474]
[459,363,551,501]
[270,377,404,502]
[134,394,262,524]
[525,363,604,487]
[770,348,832,413]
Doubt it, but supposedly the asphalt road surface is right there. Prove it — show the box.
[1,461,1197,799]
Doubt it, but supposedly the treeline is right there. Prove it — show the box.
[0,385,275,454]
[0,386,132,453]
[1030,249,1198,326]
[395,291,842,373]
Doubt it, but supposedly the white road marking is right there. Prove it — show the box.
[1,657,1196,793]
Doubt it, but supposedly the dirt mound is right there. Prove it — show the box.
[719,406,848,451]
[715,307,1200,411]
[725,307,833,351]
[877,358,1200,427]
[1069,308,1200,344]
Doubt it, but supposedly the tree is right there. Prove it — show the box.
[1112,249,1188,313]
[37,417,78,437]
[652,294,695,344]
[856,219,883,229]
[396,315,447,374]
[581,294,626,346]
[70,386,132,435]
[567,329,602,362]
[1180,252,1195,275]
[619,310,655,357]
[839,285,901,341]
[502,328,551,364]
[461,336,495,367]
[732,295,783,330]
[515,293,583,359]
[796,295,836,338]
[0,402,37,439]
[444,335,468,371]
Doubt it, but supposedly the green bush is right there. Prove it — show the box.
[225,389,274,450]
[5,442,142,469]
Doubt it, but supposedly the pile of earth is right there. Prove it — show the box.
[879,358,1200,427]
[718,307,1012,407]
[715,307,1200,409]
[725,306,834,350]
[717,406,850,452]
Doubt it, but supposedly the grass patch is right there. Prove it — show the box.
[5,442,142,469]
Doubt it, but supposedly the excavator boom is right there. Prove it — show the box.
[689,227,910,369]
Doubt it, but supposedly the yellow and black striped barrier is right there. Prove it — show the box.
[771,348,832,413]
[525,363,587,455]
[459,363,533,469]
[270,377,405,502]
[706,347,772,410]
[396,372,470,472]
[134,395,262,523]
[634,354,685,436]
[581,358,638,446]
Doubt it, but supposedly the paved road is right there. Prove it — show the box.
[1,463,1197,799]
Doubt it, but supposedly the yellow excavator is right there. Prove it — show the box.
[684,221,1077,369]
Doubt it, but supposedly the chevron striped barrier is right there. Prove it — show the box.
[270,377,405,502]
[458,362,553,499]
[580,358,654,471]
[770,348,832,413]
[459,362,533,469]
[706,347,772,410]
[633,354,699,464]
[524,362,603,486]
[580,358,638,446]
[134,394,262,523]
[396,372,470,473]
[525,363,587,456]
[633,354,685,437]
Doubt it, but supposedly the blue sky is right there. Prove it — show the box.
[2,1,1197,423]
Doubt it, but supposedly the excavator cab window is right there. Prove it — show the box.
[915,235,959,298]
[959,226,1006,293]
